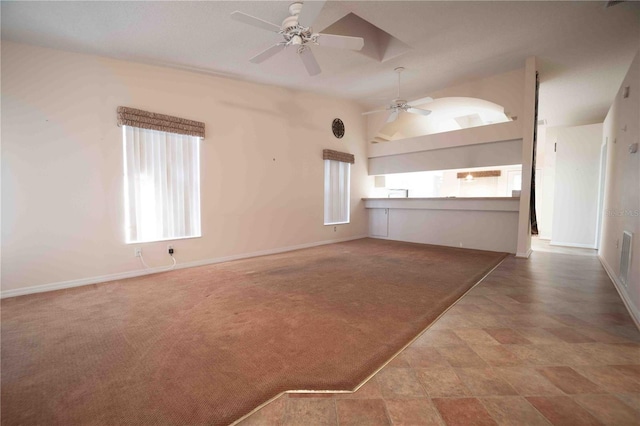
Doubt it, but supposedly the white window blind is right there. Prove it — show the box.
[324,159,350,225]
[123,126,201,243]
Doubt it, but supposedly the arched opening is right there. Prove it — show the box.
[374,97,513,142]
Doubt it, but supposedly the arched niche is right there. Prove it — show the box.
[374,97,513,143]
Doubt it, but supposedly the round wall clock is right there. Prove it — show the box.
[332,118,345,139]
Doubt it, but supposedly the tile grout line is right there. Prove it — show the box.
[378,395,394,426]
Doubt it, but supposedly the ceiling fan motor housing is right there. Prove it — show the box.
[288,2,303,17]
[281,20,312,46]
[281,15,299,32]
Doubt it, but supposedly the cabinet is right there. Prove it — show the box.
[369,208,389,237]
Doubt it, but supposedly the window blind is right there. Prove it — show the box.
[123,126,201,243]
[324,160,351,225]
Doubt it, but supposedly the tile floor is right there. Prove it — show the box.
[238,249,639,426]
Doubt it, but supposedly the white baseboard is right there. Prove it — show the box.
[550,241,596,249]
[1,235,368,299]
[598,255,640,330]
[515,249,532,258]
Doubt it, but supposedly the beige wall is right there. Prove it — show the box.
[600,50,639,323]
[365,198,520,254]
[536,126,557,240]
[1,42,369,294]
[368,139,522,176]
[383,209,519,254]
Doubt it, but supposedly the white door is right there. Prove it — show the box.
[369,208,389,237]
[551,124,602,248]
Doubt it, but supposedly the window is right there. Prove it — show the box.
[123,126,201,243]
[372,165,522,198]
[324,159,350,225]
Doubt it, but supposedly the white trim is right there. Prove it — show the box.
[1,235,368,299]
[515,249,532,258]
[598,255,640,330]
[550,241,597,249]
[595,140,608,250]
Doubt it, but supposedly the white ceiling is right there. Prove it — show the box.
[2,1,638,127]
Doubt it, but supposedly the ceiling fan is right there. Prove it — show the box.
[231,2,365,76]
[363,67,433,123]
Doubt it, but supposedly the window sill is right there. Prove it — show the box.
[126,234,202,245]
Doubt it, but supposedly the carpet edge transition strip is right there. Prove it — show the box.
[230,253,510,426]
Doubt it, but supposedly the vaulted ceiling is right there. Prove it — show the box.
[2,1,638,127]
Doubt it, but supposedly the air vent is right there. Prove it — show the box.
[620,231,633,287]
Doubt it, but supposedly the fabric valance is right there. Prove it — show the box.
[456,170,501,179]
[323,149,354,164]
[117,106,205,138]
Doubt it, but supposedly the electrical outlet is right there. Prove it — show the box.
[334,226,337,232]
[135,248,142,257]
[167,245,174,255]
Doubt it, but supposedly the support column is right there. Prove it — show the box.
[516,56,538,258]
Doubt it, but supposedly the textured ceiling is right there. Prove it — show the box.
[2,1,639,127]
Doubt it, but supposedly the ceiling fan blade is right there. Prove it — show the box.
[386,110,400,123]
[407,97,434,107]
[362,108,390,116]
[406,107,432,116]
[296,0,326,27]
[231,11,281,32]
[315,33,365,51]
[250,44,285,63]
[378,113,406,140]
[299,48,321,76]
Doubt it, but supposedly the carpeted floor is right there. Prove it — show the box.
[1,238,506,425]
